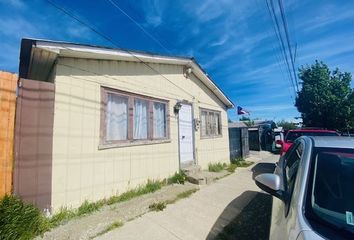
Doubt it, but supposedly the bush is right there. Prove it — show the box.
[208,162,225,172]
[167,172,186,184]
[0,195,50,240]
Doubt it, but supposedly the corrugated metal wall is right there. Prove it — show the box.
[0,71,17,197]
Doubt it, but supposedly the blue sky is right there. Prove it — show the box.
[1,0,354,122]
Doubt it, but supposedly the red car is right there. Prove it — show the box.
[277,129,339,156]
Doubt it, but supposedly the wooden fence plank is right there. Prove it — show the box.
[0,71,17,197]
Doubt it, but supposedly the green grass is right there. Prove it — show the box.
[226,164,237,173]
[167,171,187,184]
[231,157,254,168]
[0,180,165,239]
[107,180,163,205]
[92,220,124,238]
[0,195,51,240]
[176,189,198,200]
[49,207,76,227]
[149,202,166,211]
[77,200,104,216]
[208,162,225,172]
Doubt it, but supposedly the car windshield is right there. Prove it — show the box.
[307,147,354,237]
[286,131,338,142]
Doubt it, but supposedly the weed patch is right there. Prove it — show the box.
[49,207,76,227]
[107,180,163,205]
[149,202,166,211]
[93,221,123,238]
[167,171,187,184]
[176,189,197,200]
[231,157,254,168]
[0,195,50,240]
[208,162,225,172]
[226,164,237,173]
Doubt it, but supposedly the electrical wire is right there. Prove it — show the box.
[44,0,202,102]
[105,0,171,54]
[277,0,299,91]
[266,0,297,97]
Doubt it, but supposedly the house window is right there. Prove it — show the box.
[200,108,222,138]
[101,87,169,147]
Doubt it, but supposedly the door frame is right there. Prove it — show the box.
[177,101,195,169]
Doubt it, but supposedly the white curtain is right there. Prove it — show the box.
[134,99,148,139]
[215,113,220,135]
[153,102,166,138]
[201,111,207,136]
[106,94,128,141]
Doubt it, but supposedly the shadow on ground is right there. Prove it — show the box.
[251,162,276,180]
[207,191,273,240]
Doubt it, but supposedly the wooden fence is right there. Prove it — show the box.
[0,71,17,197]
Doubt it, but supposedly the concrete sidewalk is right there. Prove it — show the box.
[96,152,278,240]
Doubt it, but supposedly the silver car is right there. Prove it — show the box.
[255,136,354,240]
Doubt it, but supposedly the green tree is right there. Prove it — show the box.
[239,116,250,121]
[277,120,297,130]
[295,61,353,131]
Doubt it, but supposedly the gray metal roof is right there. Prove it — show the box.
[311,136,354,149]
[228,122,248,128]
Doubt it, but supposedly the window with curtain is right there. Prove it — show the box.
[101,87,169,146]
[134,99,148,139]
[106,93,128,141]
[200,109,222,138]
[153,102,166,138]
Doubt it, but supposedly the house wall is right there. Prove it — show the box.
[0,71,17,197]
[13,79,55,210]
[50,57,230,211]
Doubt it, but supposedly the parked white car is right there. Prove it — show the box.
[255,136,354,240]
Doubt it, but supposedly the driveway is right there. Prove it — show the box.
[96,152,278,240]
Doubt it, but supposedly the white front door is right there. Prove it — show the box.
[178,103,194,166]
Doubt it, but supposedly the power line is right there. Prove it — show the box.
[277,0,299,91]
[255,0,295,102]
[266,0,297,96]
[44,0,198,101]
[105,0,171,54]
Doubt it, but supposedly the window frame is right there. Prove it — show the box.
[282,140,303,216]
[100,87,170,149]
[199,108,222,139]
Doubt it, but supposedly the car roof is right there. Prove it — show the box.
[309,136,354,149]
[288,129,337,133]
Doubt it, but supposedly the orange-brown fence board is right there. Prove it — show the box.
[0,71,17,197]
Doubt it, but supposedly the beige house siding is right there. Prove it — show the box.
[50,57,229,211]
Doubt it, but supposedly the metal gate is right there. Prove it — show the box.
[229,127,249,160]
[248,128,261,151]
[241,128,249,157]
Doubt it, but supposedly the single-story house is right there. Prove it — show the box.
[14,38,234,213]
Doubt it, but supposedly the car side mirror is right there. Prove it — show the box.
[255,173,286,201]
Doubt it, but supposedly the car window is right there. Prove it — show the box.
[284,141,303,215]
[305,147,354,239]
